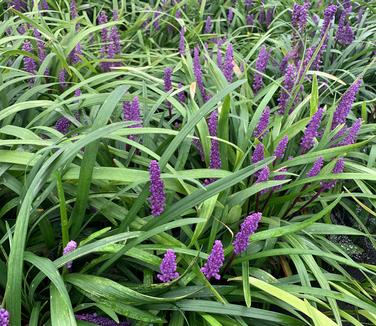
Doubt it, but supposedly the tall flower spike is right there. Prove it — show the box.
[256,166,270,194]
[300,107,324,153]
[332,79,362,129]
[233,212,262,255]
[254,106,270,139]
[259,6,265,26]
[320,4,337,39]
[149,160,166,216]
[246,14,254,26]
[265,7,274,28]
[157,249,179,282]
[22,40,37,75]
[63,240,77,269]
[336,9,354,45]
[307,156,324,177]
[222,43,234,82]
[70,0,78,19]
[59,69,67,89]
[177,83,186,103]
[123,97,142,140]
[204,16,213,33]
[208,110,221,170]
[273,167,287,191]
[0,308,9,326]
[291,2,310,32]
[201,240,225,280]
[321,158,345,190]
[278,63,297,114]
[253,45,269,93]
[227,8,234,24]
[179,27,185,56]
[164,67,173,115]
[339,118,362,146]
[252,143,264,164]
[274,136,289,159]
[76,314,130,326]
[193,47,209,102]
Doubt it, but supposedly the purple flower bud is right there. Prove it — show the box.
[233,212,262,255]
[70,0,78,19]
[33,28,47,67]
[222,43,234,82]
[227,8,234,24]
[307,157,324,177]
[157,249,179,282]
[75,88,81,97]
[63,240,77,269]
[252,143,264,164]
[254,106,270,139]
[110,26,121,54]
[217,45,223,69]
[256,166,270,194]
[164,67,172,92]
[179,27,185,56]
[332,79,362,129]
[321,158,345,190]
[259,6,265,26]
[208,110,221,170]
[76,313,130,326]
[273,167,287,191]
[204,16,213,33]
[274,136,289,159]
[59,69,67,89]
[153,12,161,30]
[246,14,254,25]
[336,10,354,45]
[339,118,362,146]
[193,47,209,102]
[55,117,70,134]
[149,160,166,216]
[98,10,109,42]
[265,7,274,27]
[177,83,186,103]
[300,107,324,153]
[292,2,310,32]
[253,45,269,93]
[320,4,337,38]
[278,63,297,114]
[0,308,9,326]
[69,43,82,64]
[22,40,37,75]
[113,10,119,21]
[9,0,26,11]
[245,0,253,10]
[201,240,224,280]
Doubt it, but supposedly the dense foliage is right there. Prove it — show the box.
[0,0,376,325]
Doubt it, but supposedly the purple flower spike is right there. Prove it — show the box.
[22,40,37,75]
[279,49,298,74]
[75,88,81,97]
[256,166,270,194]
[208,110,221,170]
[300,107,324,153]
[9,0,26,11]
[254,106,270,139]
[164,67,172,93]
[222,43,234,82]
[245,0,253,10]
[201,240,224,280]
[0,308,9,326]
[278,63,297,114]
[227,8,234,24]
[69,43,82,64]
[307,157,324,177]
[157,249,179,282]
[246,14,254,26]
[339,118,362,146]
[70,0,78,19]
[259,6,265,26]
[193,47,209,102]
[274,136,289,159]
[179,27,185,56]
[265,7,274,28]
[332,79,362,129]
[59,69,67,89]
[321,158,345,190]
[153,12,160,30]
[204,16,213,33]
[76,313,130,326]
[177,83,186,103]
[336,9,354,45]
[320,4,337,38]
[123,97,142,139]
[55,117,70,134]
[149,160,166,216]
[233,212,262,255]
[253,45,269,93]
[273,167,287,191]
[252,143,264,164]
[110,26,121,54]
[292,2,310,32]
[63,240,77,269]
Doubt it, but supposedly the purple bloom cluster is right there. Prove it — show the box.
[59,69,67,89]
[222,43,234,82]
[76,313,130,326]
[208,110,221,170]
[149,160,166,216]
[9,0,26,11]
[123,97,142,141]
[339,118,362,146]
[158,249,179,282]
[252,143,264,164]
[63,240,77,269]
[321,158,345,190]
[274,136,289,159]
[233,212,262,255]
[193,138,205,162]
[307,157,324,177]
[179,27,185,56]
[291,2,310,32]
[265,7,274,28]
[320,4,337,38]
[278,64,297,114]
[22,40,37,76]
[204,16,213,33]
[193,47,209,102]
[177,83,186,103]
[254,106,270,139]
[55,117,70,134]
[336,9,354,45]
[201,240,225,280]
[253,45,269,93]
[279,49,298,74]
[300,107,324,153]
[273,167,288,191]
[246,14,254,25]
[332,79,362,129]
[0,308,9,326]
[245,0,253,9]
[164,67,173,115]
[259,6,265,26]
[70,0,78,19]
[227,8,234,24]
[256,166,270,194]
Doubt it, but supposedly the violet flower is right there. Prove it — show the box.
[33,29,48,74]
[201,240,225,280]
[0,308,9,326]
[291,2,310,32]
[164,67,173,114]
[259,6,265,26]
[265,7,274,28]
[321,158,345,190]
[320,4,337,39]
[149,160,166,216]
[59,69,67,89]
[307,157,324,177]
[22,40,37,75]
[193,47,209,102]
[9,0,26,11]
[193,138,205,162]
[245,0,253,10]
[256,166,270,194]
[179,27,185,56]
[274,136,289,159]
[252,143,264,164]
[222,43,234,82]
[336,9,354,45]
[123,96,142,141]
[204,16,213,33]
[227,8,234,24]
[279,49,298,74]
[246,14,254,26]
[70,0,78,19]
[332,79,362,129]
[55,117,70,134]
[63,240,77,269]
[233,212,262,255]
[208,110,221,170]
[300,107,324,153]
[157,249,179,282]
[253,45,269,93]
[76,313,130,326]
[339,118,362,146]
[278,63,297,114]
[254,106,270,139]
[177,83,186,103]
[273,167,288,191]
